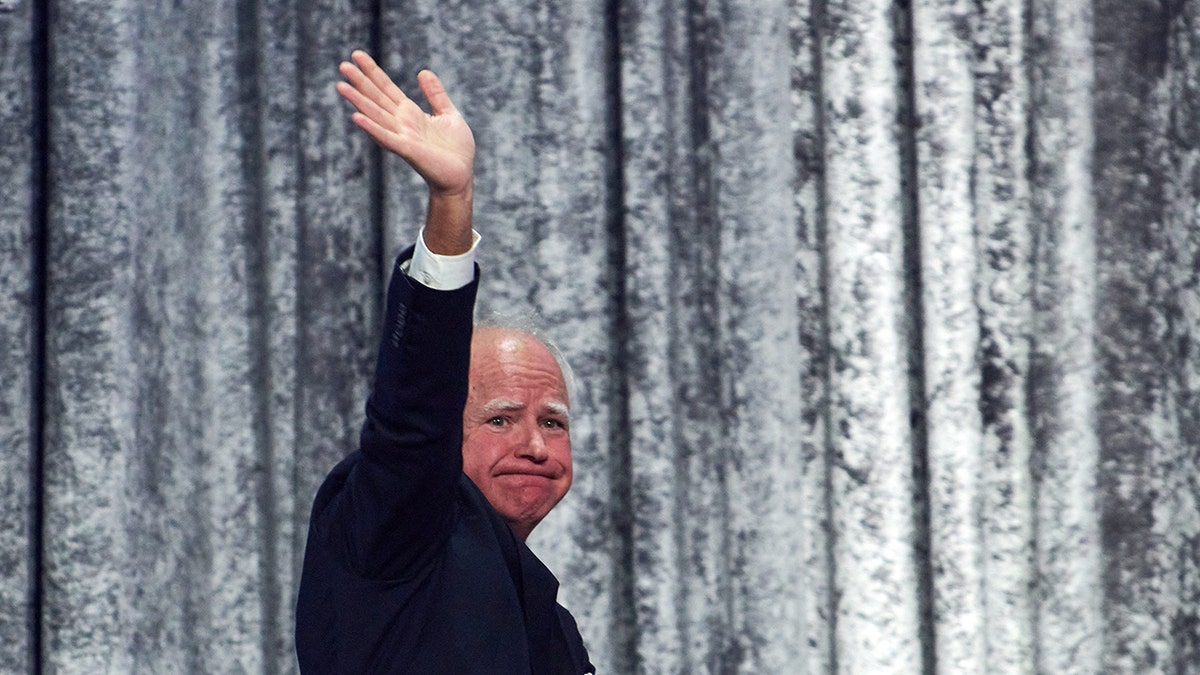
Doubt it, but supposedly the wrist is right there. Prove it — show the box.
[428,179,473,204]
[423,185,474,255]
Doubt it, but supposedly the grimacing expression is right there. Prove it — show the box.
[461,327,572,540]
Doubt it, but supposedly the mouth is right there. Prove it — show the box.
[495,468,560,480]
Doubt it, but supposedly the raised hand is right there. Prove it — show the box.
[337,50,475,199]
[338,50,474,254]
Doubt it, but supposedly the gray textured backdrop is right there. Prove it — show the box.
[3,0,1199,672]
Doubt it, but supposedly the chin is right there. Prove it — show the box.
[502,502,551,527]
[483,482,566,534]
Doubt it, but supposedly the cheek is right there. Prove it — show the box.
[461,435,502,478]
[554,442,573,482]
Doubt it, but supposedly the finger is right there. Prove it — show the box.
[339,59,400,114]
[351,49,411,110]
[350,112,397,147]
[417,70,459,117]
[335,80,395,127]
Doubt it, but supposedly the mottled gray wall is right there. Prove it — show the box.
[2,0,1198,673]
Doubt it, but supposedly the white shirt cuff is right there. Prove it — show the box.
[404,228,481,290]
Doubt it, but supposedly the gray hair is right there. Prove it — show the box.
[474,312,578,407]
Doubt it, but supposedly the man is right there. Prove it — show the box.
[295,50,594,674]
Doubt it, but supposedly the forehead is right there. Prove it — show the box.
[469,328,567,399]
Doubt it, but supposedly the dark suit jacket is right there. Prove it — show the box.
[295,248,593,674]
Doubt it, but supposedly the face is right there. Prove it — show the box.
[462,327,572,540]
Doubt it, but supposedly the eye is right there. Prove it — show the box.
[487,416,508,426]
[541,418,567,430]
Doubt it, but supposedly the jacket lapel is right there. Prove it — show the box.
[517,542,575,675]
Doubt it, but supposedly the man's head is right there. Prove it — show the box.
[462,325,573,540]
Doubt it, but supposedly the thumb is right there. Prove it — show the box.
[417,70,458,116]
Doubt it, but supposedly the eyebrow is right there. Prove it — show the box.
[481,398,570,420]
[481,398,524,414]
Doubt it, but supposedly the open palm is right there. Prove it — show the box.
[337,50,475,197]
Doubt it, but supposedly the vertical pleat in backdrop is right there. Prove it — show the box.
[3,0,1198,672]
[1,0,38,672]
[1093,0,1200,671]
[39,0,380,670]
[616,1,806,671]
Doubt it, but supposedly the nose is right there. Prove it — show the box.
[514,422,549,462]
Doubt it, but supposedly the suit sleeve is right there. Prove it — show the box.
[312,245,479,580]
